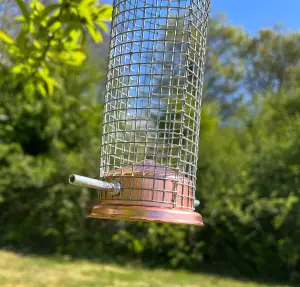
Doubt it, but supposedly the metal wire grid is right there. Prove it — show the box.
[100,0,210,209]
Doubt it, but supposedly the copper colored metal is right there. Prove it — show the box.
[100,160,194,208]
[88,205,203,226]
[88,160,203,226]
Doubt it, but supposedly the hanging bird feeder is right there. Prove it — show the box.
[70,0,211,226]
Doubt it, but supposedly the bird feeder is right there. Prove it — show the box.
[70,0,211,226]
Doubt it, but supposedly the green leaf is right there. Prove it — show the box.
[29,22,35,33]
[16,27,28,49]
[59,50,86,66]
[33,40,41,49]
[72,51,86,65]
[0,30,14,44]
[37,81,47,96]
[47,15,60,28]
[63,21,82,38]
[97,4,113,21]
[49,21,62,32]
[14,15,25,22]
[79,27,86,45]
[68,30,81,45]
[11,64,26,74]
[78,1,94,26]
[45,78,59,96]
[86,25,102,43]
[70,7,78,16]
[16,0,31,23]
[47,81,54,96]
[38,67,50,78]
[96,21,108,33]
[34,0,45,12]
[24,81,36,100]
[38,4,60,21]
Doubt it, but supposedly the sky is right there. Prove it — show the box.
[210,0,300,34]
[103,0,300,34]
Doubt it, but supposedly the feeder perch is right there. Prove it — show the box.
[70,0,211,226]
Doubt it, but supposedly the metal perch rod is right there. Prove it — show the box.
[69,174,120,195]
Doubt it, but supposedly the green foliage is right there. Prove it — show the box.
[196,91,300,279]
[244,29,300,93]
[0,0,110,256]
[205,15,248,116]
[0,0,111,99]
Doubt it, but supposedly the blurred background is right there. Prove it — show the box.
[0,0,299,286]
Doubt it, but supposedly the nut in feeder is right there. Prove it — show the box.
[70,0,211,226]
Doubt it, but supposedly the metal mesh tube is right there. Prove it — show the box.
[100,0,210,210]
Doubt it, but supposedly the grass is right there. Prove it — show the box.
[0,250,291,287]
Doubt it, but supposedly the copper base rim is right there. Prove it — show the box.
[88,204,204,226]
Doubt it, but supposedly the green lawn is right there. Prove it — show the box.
[0,250,290,287]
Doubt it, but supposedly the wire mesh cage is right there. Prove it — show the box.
[70,0,211,226]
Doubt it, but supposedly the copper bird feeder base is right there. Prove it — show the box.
[88,205,203,226]
[70,160,203,226]
[89,160,203,226]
